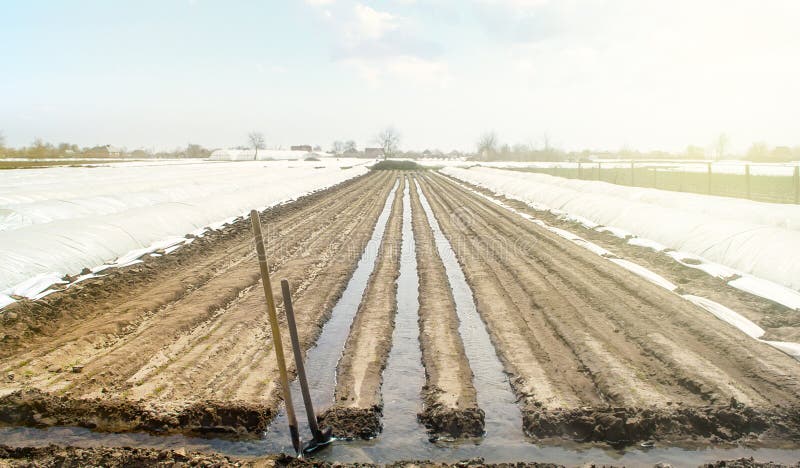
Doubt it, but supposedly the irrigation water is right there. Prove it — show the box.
[261,179,401,454]
[2,177,800,465]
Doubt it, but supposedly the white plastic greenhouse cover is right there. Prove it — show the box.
[0,159,368,302]
[442,167,800,293]
[209,149,330,161]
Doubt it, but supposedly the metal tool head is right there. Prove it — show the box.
[302,426,334,454]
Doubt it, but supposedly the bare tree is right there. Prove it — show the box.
[374,127,400,160]
[542,132,552,153]
[476,132,498,159]
[331,140,344,154]
[714,133,729,160]
[248,132,266,160]
[344,140,357,152]
[746,141,769,161]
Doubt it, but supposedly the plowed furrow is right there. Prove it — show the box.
[410,177,483,438]
[320,177,404,439]
[426,173,800,407]
[0,171,396,434]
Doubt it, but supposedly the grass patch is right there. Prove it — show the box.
[0,159,134,170]
[370,160,425,171]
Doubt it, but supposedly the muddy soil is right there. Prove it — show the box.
[0,171,396,435]
[416,173,800,445]
[409,178,484,439]
[0,445,250,467]
[1,445,796,467]
[320,177,404,439]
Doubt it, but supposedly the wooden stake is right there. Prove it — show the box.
[707,162,713,195]
[280,279,326,443]
[249,210,301,455]
[745,164,751,200]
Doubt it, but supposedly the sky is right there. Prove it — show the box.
[0,0,798,153]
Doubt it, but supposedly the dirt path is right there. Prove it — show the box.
[321,177,404,439]
[416,173,800,444]
[409,177,483,439]
[0,171,395,434]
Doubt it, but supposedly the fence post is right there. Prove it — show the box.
[794,166,799,204]
[707,162,713,195]
[745,165,751,199]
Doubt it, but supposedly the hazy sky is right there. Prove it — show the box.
[1,0,798,153]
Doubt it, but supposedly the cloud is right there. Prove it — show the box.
[309,1,446,86]
[305,0,335,5]
[351,4,399,40]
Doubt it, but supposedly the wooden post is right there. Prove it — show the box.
[707,162,713,195]
[745,164,751,199]
[250,210,301,455]
[795,166,799,204]
[281,279,327,444]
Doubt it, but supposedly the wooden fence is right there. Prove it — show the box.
[509,162,800,204]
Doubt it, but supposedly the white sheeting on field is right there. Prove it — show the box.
[209,149,329,161]
[442,167,800,295]
[0,159,368,302]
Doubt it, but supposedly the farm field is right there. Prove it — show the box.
[0,158,369,302]
[1,169,800,465]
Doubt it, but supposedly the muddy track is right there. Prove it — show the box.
[321,176,404,439]
[416,173,800,444]
[0,171,396,435]
[2,445,797,468]
[409,177,483,439]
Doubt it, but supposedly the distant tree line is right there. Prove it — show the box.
[471,131,800,163]
[0,134,213,159]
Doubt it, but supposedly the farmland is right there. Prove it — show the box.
[1,167,800,465]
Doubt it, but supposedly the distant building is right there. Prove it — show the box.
[291,145,312,152]
[104,145,122,157]
[365,147,385,159]
[85,145,122,157]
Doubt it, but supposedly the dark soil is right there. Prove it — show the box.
[417,396,485,441]
[371,161,425,171]
[318,406,382,440]
[701,458,800,468]
[0,388,273,435]
[524,399,800,446]
[0,445,247,467]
